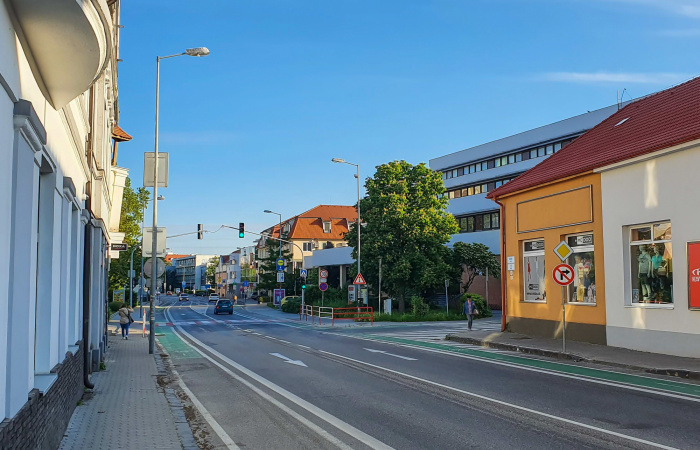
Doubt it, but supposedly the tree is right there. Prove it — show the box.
[345,160,458,313]
[452,242,501,293]
[206,257,219,287]
[257,239,293,293]
[108,177,150,291]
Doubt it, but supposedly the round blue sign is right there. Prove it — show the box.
[319,282,328,292]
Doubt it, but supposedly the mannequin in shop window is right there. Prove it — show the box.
[651,245,669,302]
[573,255,590,302]
[637,245,653,302]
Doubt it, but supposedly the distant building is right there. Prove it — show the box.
[429,104,626,306]
[172,255,216,291]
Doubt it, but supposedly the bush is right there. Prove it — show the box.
[373,311,464,322]
[109,301,123,314]
[458,293,492,318]
[411,296,429,318]
[281,297,303,313]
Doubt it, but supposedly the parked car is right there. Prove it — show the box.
[166,291,172,296]
[208,294,219,303]
[178,293,189,302]
[250,292,260,302]
[214,299,233,315]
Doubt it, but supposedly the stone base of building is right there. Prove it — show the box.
[0,343,84,450]
[507,316,606,345]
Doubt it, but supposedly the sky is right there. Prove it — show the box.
[116,0,700,256]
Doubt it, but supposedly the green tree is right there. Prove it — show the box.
[345,160,458,313]
[452,242,501,293]
[108,177,150,291]
[206,257,219,287]
[257,239,293,293]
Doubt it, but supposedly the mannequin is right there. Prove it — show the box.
[637,246,652,301]
[652,245,668,301]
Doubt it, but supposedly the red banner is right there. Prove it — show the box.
[688,242,700,309]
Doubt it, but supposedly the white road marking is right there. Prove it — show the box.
[270,353,308,367]
[167,325,392,449]
[318,350,679,450]
[364,348,417,361]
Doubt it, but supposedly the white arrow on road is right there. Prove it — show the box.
[364,348,417,361]
[269,353,308,367]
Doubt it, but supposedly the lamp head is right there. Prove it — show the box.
[185,47,210,57]
[157,195,165,200]
[331,158,345,163]
[263,210,273,214]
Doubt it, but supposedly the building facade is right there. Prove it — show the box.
[0,1,128,448]
[429,104,624,305]
[172,254,215,291]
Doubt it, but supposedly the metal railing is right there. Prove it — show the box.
[300,305,373,326]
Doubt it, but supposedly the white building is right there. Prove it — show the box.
[598,78,700,358]
[0,1,128,447]
[172,254,216,290]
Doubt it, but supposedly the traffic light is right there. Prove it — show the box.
[197,224,203,240]
[238,222,244,238]
[301,280,306,289]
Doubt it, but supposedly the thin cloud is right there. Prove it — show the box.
[541,72,692,85]
[598,0,700,19]
[656,28,700,37]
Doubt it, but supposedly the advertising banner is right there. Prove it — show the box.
[688,242,700,309]
[273,289,285,306]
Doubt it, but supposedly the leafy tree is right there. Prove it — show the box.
[257,238,293,293]
[452,242,501,293]
[108,177,150,291]
[206,257,219,287]
[345,160,458,313]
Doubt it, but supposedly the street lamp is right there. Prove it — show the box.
[332,158,362,284]
[263,210,283,259]
[149,47,209,355]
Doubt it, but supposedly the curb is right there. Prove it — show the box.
[154,352,199,450]
[445,334,700,381]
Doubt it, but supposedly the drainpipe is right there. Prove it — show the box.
[82,193,94,389]
[495,198,507,333]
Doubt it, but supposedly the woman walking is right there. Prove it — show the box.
[118,303,134,340]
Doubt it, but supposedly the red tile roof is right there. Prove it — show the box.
[164,254,189,263]
[256,205,357,247]
[488,76,700,199]
[112,125,133,142]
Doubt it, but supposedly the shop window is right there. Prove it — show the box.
[629,222,673,305]
[523,239,546,302]
[565,233,596,304]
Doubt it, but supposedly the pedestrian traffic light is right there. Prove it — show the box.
[238,222,244,238]
[301,281,306,289]
[197,224,203,240]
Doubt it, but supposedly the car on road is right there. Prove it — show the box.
[250,292,260,303]
[166,291,172,296]
[214,299,233,315]
[178,293,189,302]
[208,294,219,303]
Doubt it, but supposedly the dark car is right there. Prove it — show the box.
[250,293,260,303]
[214,299,233,315]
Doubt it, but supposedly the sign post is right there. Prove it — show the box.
[552,261,574,353]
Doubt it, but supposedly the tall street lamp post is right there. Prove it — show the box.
[332,158,361,286]
[263,210,283,259]
[149,47,209,355]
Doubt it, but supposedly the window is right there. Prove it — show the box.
[565,233,596,304]
[495,180,503,188]
[629,222,673,305]
[508,154,515,164]
[467,216,474,232]
[530,149,537,159]
[491,212,500,228]
[515,153,523,162]
[452,169,458,178]
[323,221,331,233]
[482,162,488,171]
[453,189,462,198]
[467,186,474,196]
[501,156,508,166]
[523,240,546,302]
[475,163,482,173]
[484,213,491,229]
[473,185,482,195]
[495,158,501,168]
[554,142,562,152]
[303,242,312,251]
[462,188,469,197]
[445,171,452,179]
[537,146,545,157]
[457,167,464,176]
[546,144,554,155]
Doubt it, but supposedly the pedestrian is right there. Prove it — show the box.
[118,303,134,340]
[463,295,479,331]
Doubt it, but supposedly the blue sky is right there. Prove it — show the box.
[117,0,700,255]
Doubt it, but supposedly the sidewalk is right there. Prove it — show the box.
[59,319,198,450]
[447,329,700,380]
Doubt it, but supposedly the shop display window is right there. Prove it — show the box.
[565,233,596,304]
[629,222,673,304]
[523,239,546,302]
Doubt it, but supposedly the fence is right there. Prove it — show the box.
[300,304,373,326]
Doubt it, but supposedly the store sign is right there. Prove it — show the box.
[524,240,545,252]
[688,242,700,309]
[568,234,594,247]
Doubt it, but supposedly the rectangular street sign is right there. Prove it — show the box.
[142,227,167,258]
[348,285,356,304]
[277,272,285,283]
[143,152,169,187]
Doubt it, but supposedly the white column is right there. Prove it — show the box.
[6,133,41,418]
[58,196,73,359]
[70,207,83,347]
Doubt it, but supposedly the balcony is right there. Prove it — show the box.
[9,0,113,109]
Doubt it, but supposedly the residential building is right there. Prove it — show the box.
[429,104,626,306]
[172,254,215,291]
[489,76,700,357]
[256,204,357,274]
[0,1,127,448]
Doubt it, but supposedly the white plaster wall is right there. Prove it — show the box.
[0,79,13,421]
[601,142,700,358]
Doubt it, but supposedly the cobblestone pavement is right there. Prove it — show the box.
[59,326,194,450]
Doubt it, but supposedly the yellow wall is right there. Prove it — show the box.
[500,173,606,327]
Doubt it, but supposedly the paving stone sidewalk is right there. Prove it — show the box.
[447,329,700,379]
[59,322,196,450]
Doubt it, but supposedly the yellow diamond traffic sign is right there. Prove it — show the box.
[553,241,573,261]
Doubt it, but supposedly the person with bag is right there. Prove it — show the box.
[463,295,479,331]
[118,303,134,340]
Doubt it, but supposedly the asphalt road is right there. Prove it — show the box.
[156,296,700,449]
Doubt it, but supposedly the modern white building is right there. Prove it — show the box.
[0,1,128,448]
[172,254,216,291]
